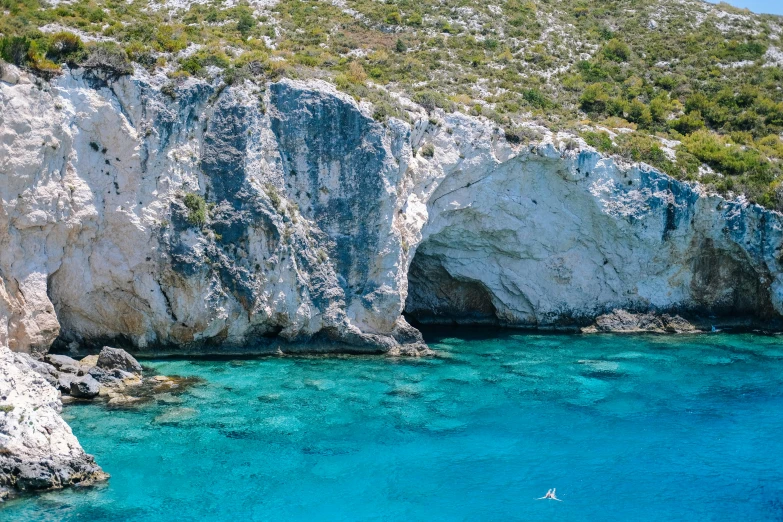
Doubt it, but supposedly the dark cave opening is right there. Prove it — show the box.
[404,248,499,326]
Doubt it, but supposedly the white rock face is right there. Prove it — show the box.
[0,68,425,355]
[1,65,782,359]
[0,347,106,497]
[406,121,783,328]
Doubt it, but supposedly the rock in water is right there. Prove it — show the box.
[0,348,107,498]
[69,375,100,398]
[96,347,143,374]
[583,310,697,333]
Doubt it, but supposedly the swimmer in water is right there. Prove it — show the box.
[537,489,562,501]
[537,489,552,500]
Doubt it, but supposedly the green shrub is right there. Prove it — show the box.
[682,130,771,178]
[419,143,435,158]
[125,41,156,69]
[237,10,256,36]
[670,112,705,135]
[627,100,652,128]
[522,88,551,109]
[0,36,31,66]
[615,132,669,167]
[180,48,231,76]
[505,125,543,145]
[183,193,207,226]
[46,32,83,64]
[602,39,631,62]
[717,40,766,61]
[80,42,133,76]
[580,83,610,113]
[582,130,613,152]
[372,100,404,122]
[406,11,422,26]
[265,183,282,210]
[413,90,455,112]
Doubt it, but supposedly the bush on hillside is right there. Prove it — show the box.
[80,42,133,76]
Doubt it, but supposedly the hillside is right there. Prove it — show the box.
[1,0,783,207]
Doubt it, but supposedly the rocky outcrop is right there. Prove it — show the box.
[1,64,782,359]
[404,135,783,330]
[0,347,107,499]
[0,67,427,355]
[96,346,143,374]
[581,309,697,334]
[0,344,192,497]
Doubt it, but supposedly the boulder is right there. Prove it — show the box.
[45,354,80,374]
[583,309,698,334]
[0,63,22,85]
[57,373,75,394]
[96,346,142,374]
[69,375,100,398]
[87,365,120,385]
[45,354,78,369]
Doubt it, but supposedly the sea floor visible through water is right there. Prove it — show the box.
[5,329,783,521]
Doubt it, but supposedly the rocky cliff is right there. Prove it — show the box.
[2,65,783,360]
[2,63,783,498]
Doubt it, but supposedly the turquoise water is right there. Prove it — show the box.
[6,331,783,521]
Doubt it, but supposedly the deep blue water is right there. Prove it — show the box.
[5,331,783,521]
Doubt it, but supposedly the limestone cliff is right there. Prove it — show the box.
[1,64,782,360]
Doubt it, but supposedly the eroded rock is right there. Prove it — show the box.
[1,70,782,357]
[0,348,107,498]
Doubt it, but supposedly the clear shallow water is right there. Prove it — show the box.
[6,331,783,521]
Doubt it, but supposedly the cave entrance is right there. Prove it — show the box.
[404,247,498,326]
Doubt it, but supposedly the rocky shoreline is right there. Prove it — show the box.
[0,345,191,500]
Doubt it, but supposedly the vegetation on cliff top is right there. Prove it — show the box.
[1,0,783,208]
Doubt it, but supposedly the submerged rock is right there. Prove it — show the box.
[153,407,197,425]
[106,394,142,407]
